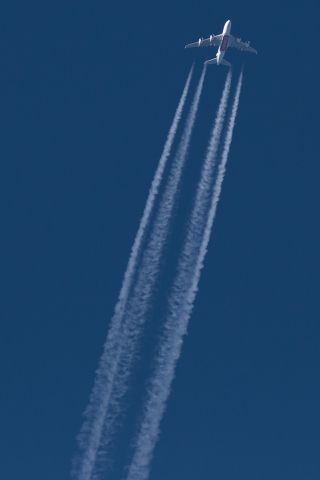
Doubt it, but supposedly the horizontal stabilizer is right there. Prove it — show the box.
[205,58,217,65]
[221,59,231,67]
[204,57,231,67]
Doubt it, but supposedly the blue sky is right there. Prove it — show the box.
[0,1,319,479]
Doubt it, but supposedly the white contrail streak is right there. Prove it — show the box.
[126,70,243,480]
[72,66,194,480]
[91,66,207,474]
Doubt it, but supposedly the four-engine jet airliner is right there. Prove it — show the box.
[185,20,257,67]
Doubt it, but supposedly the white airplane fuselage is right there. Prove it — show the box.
[216,20,231,65]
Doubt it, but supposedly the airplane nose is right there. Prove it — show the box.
[223,19,231,34]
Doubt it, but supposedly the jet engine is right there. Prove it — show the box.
[198,37,203,46]
[210,35,214,43]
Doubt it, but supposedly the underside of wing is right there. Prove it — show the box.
[229,35,257,54]
[185,34,221,49]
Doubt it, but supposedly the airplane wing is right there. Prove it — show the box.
[229,35,257,54]
[185,34,222,49]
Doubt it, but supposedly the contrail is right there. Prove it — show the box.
[72,66,194,480]
[126,70,243,480]
[90,65,208,475]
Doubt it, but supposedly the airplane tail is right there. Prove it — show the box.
[204,58,231,67]
[205,58,217,65]
[221,59,231,67]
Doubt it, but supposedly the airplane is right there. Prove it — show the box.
[185,19,257,67]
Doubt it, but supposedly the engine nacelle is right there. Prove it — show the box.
[198,37,203,46]
[210,35,213,43]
